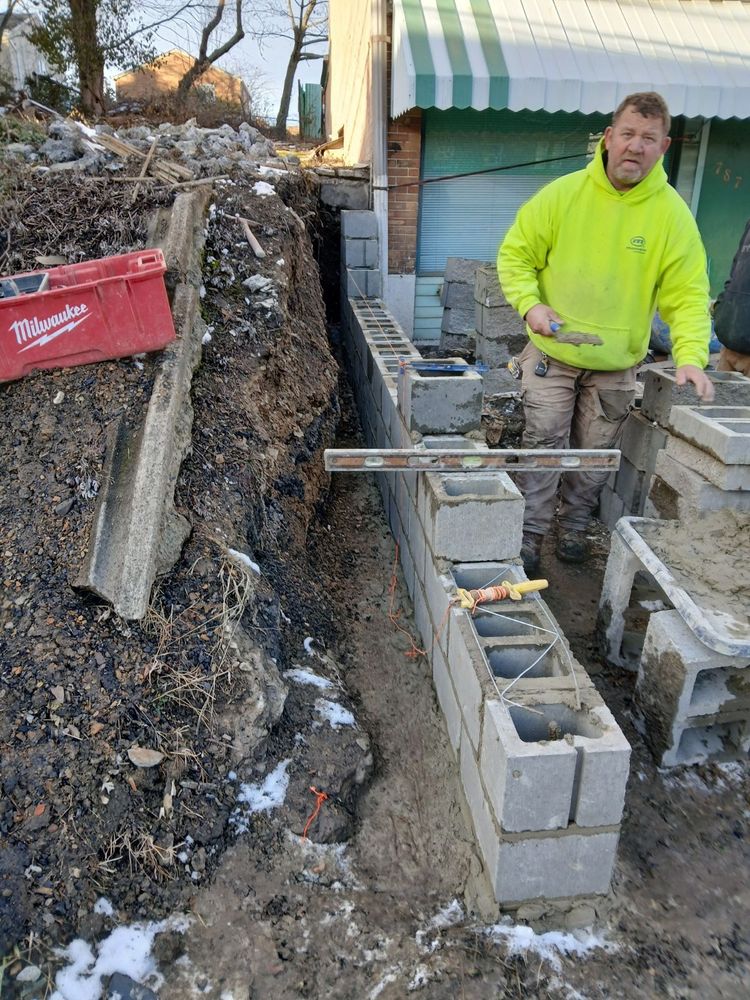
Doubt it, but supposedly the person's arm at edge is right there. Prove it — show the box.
[658,213,715,401]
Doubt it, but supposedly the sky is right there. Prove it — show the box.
[146,4,328,124]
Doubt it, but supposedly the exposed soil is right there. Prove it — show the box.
[0,158,748,1000]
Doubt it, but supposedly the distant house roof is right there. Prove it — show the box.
[114,49,242,87]
[392,0,750,120]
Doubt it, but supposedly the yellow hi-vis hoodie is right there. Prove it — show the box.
[497,139,711,371]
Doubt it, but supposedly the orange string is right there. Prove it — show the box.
[302,786,328,839]
[388,541,427,660]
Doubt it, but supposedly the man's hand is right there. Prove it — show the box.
[524,303,563,337]
[675,365,715,402]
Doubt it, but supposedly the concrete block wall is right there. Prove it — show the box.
[473,264,526,367]
[341,210,381,301]
[599,410,667,527]
[341,291,632,909]
[439,257,484,353]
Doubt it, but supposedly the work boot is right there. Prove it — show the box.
[556,529,589,564]
[520,531,543,575]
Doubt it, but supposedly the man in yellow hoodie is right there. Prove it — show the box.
[498,92,714,573]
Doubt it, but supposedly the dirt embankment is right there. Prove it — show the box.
[0,166,348,960]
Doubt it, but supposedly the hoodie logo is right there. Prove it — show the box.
[627,236,647,254]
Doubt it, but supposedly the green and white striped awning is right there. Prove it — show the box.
[392,0,750,119]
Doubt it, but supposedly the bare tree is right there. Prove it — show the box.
[175,0,245,102]
[254,0,327,134]
[0,0,21,53]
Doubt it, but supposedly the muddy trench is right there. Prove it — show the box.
[0,169,748,1000]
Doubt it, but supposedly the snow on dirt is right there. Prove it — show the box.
[284,666,335,689]
[314,698,356,729]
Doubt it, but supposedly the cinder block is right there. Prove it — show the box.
[649,452,750,516]
[659,718,750,768]
[433,641,462,755]
[598,484,625,528]
[620,411,668,474]
[340,209,378,238]
[447,611,489,751]
[342,237,378,268]
[408,511,427,588]
[441,303,476,335]
[475,320,527,368]
[422,550,454,655]
[482,692,630,831]
[459,727,500,880]
[636,609,750,766]
[480,699,578,832]
[474,263,507,308]
[344,267,382,298]
[419,471,524,562]
[664,434,750,491]
[493,828,620,903]
[641,368,750,428]
[397,359,484,435]
[669,405,750,465]
[611,457,646,514]
[413,578,433,660]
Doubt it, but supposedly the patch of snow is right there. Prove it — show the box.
[303,636,317,656]
[427,898,464,930]
[717,760,746,784]
[259,165,285,177]
[276,258,285,266]
[226,548,261,575]
[284,667,333,690]
[638,600,668,611]
[253,180,275,196]
[199,285,206,298]
[231,760,291,832]
[202,331,212,345]
[50,914,188,1000]
[486,921,615,972]
[407,964,431,991]
[227,770,237,781]
[93,898,114,917]
[315,699,356,729]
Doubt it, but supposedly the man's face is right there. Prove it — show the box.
[604,106,671,191]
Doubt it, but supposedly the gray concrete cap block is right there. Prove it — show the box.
[669,405,750,465]
[445,257,487,285]
[480,700,578,833]
[341,210,378,238]
[441,303,477,335]
[493,829,620,902]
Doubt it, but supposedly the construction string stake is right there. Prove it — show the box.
[302,786,329,840]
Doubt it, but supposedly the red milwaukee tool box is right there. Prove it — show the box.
[0,249,176,382]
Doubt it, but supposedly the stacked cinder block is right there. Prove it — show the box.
[340,277,632,910]
[641,369,750,520]
[599,410,668,527]
[474,264,527,367]
[439,257,485,354]
[340,210,381,299]
[599,369,750,526]
[635,610,750,767]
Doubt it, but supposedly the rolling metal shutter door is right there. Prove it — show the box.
[413,108,608,342]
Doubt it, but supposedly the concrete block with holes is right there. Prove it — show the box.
[418,470,524,562]
[636,609,750,767]
[646,451,750,519]
[641,368,750,428]
[619,410,668,475]
[664,435,750,491]
[669,405,750,464]
[478,687,630,829]
[397,358,484,435]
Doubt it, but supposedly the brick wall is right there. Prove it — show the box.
[387,110,422,274]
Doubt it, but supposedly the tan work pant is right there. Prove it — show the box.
[717,346,750,377]
[517,342,636,535]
